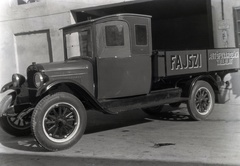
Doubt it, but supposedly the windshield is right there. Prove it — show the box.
[65,28,92,60]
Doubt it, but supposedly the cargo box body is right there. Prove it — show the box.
[153,48,240,78]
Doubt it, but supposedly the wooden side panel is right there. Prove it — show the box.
[165,50,207,76]
[208,48,240,72]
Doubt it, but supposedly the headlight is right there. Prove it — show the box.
[34,72,44,88]
[12,74,25,87]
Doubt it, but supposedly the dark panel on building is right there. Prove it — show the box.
[74,0,213,50]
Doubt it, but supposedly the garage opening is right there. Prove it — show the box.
[72,0,213,50]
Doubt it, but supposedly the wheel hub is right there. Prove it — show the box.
[43,102,80,143]
[195,87,212,115]
[56,119,66,127]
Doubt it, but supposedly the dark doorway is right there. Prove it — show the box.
[73,0,213,50]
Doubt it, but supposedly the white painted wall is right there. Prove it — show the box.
[211,0,240,48]
[0,0,134,90]
[211,0,240,104]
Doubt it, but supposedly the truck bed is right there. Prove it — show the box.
[153,48,240,77]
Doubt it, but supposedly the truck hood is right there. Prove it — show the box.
[27,59,94,95]
[31,59,93,79]
[39,60,91,73]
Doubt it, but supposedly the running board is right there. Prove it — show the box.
[99,88,188,113]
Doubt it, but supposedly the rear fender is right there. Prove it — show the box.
[36,80,116,115]
[181,75,219,98]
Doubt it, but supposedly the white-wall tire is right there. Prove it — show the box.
[31,92,87,151]
[187,81,215,121]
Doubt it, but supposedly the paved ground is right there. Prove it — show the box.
[0,103,240,166]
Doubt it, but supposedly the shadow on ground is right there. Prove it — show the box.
[0,134,47,152]
[0,105,190,152]
[144,105,193,122]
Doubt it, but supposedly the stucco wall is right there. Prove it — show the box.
[211,0,240,104]
[211,0,240,48]
[0,0,133,90]
[0,1,69,89]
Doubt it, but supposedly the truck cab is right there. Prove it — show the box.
[62,14,152,99]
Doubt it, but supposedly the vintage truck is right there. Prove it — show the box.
[0,14,239,151]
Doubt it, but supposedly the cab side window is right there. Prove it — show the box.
[135,25,147,46]
[96,21,131,58]
[105,25,124,46]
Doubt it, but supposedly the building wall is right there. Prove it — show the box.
[0,1,69,89]
[211,0,240,48]
[211,0,240,104]
[0,0,133,90]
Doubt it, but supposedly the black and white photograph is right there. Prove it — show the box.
[17,0,41,5]
[0,0,240,165]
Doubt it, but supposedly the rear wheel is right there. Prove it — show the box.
[187,81,215,121]
[0,93,31,136]
[31,92,87,151]
[142,105,164,116]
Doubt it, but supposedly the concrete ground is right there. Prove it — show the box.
[0,103,240,166]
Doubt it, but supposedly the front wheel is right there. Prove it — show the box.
[0,93,31,136]
[31,92,87,151]
[187,81,215,121]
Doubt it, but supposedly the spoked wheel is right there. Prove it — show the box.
[1,113,31,136]
[32,92,87,151]
[195,87,213,114]
[187,81,215,121]
[0,93,31,136]
[43,102,80,143]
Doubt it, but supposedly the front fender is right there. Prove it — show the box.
[0,92,16,117]
[36,79,116,115]
[36,79,87,97]
[1,82,15,93]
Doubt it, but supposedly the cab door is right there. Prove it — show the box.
[96,20,151,99]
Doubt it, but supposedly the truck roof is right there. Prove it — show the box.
[61,13,152,30]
